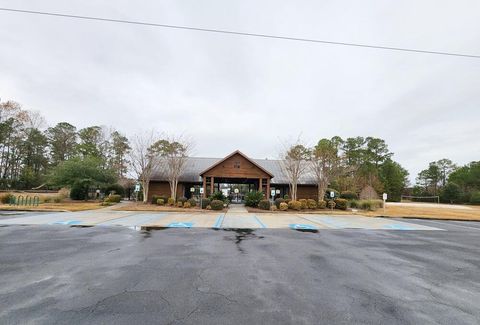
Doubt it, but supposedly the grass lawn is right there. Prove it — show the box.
[0,201,105,212]
[364,203,480,221]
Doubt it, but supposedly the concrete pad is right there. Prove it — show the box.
[221,214,265,228]
[0,212,69,225]
[302,215,440,230]
[255,214,329,229]
[144,213,222,228]
[96,213,168,227]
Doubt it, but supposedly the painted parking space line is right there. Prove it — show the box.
[253,215,266,228]
[213,214,225,229]
[409,219,479,231]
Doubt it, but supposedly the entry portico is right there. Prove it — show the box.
[199,150,274,199]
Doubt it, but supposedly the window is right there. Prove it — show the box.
[234,161,240,169]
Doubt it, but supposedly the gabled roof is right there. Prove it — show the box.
[199,150,274,178]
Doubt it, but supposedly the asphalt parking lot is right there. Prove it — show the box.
[1,219,480,324]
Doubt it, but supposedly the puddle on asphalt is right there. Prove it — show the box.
[222,228,265,253]
[293,229,319,233]
[70,225,94,228]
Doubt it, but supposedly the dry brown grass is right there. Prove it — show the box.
[363,203,480,221]
[0,201,104,212]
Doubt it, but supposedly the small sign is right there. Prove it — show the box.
[199,188,204,194]
[383,193,388,201]
[271,189,276,197]
[234,188,239,194]
[276,189,280,194]
[134,184,140,192]
[190,187,195,193]
[330,191,335,198]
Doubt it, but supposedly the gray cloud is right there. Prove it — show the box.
[1,0,479,181]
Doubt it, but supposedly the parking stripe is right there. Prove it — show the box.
[213,214,225,228]
[413,219,480,231]
[253,215,266,228]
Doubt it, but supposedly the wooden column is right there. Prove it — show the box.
[202,176,207,198]
[266,178,270,199]
[210,176,214,195]
[258,178,262,192]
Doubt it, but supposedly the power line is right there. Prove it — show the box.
[1,7,480,59]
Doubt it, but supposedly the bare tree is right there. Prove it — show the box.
[151,135,192,201]
[310,138,344,201]
[128,131,160,203]
[279,141,309,201]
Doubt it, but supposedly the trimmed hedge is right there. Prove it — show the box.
[157,198,165,205]
[307,199,317,209]
[279,202,288,211]
[167,197,175,206]
[106,194,121,203]
[334,198,348,210]
[187,198,197,207]
[176,201,183,208]
[317,200,327,209]
[274,198,285,209]
[340,191,358,200]
[288,200,302,211]
[183,202,191,208]
[299,199,308,209]
[210,200,224,210]
[178,197,188,204]
[245,191,264,207]
[201,198,211,209]
[258,200,271,210]
[327,200,336,209]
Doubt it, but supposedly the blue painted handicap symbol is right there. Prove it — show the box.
[289,224,318,230]
[167,222,193,228]
[52,220,81,225]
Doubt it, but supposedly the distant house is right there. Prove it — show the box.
[149,150,317,201]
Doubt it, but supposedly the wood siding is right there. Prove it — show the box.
[202,152,271,179]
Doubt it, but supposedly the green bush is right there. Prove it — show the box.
[441,182,462,204]
[187,198,196,207]
[258,200,271,210]
[317,200,327,209]
[70,186,86,200]
[340,191,358,200]
[283,194,289,200]
[288,200,302,210]
[183,202,191,208]
[151,195,160,204]
[470,191,480,205]
[245,191,264,207]
[201,198,211,209]
[210,199,224,210]
[325,189,339,200]
[210,191,226,202]
[349,200,359,209]
[0,193,14,204]
[299,199,308,209]
[279,202,288,211]
[307,199,317,209]
[104,184,125,197]
[178,197,188,204]
[274,198,285,209]
[167,197,175,206]
[157,198,165,205]
[176,201,183,208]
[334,198,348,210]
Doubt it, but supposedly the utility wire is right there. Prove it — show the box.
[1,7,479,59]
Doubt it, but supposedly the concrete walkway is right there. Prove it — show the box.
[226,204,248,213]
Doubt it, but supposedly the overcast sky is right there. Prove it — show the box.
[1,0,479,181]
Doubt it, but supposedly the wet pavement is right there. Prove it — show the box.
[0,224,479,324]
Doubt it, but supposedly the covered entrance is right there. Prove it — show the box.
[199,151,274,201]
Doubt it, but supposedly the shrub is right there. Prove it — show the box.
[183,202,191,208]
[53,196,64,203]
[176,201,183,208]
[258,200,271,210]
[349,200,359,209]
[358,199,383,211]
[151,195,160,204]
[0,193,14,204]
[340,191,358,200]
[470,191,480,205]
[187,198,197,207]
[288,200,302,211]
[210,199,224,210]
[270,205,277,211]
[334,198,348,210]
[283,194,289,200]
[70,186,86,200]
[107,194,122,203]
[178,197,188,204]
[201,198,211,209]
[307,199,317,209]
[245,190,264,207]
[210,191,226,202]
[317,200,327,209]
[299,199,308,209]
[167,197,175,206]
[43,197,52,203]
[157,198,165,205]
[279,202,288,211]
[274,198,285,209]
[104,184,125,197]
[100,201,114,206]
[327,200,336,209]
[206,205,212,210]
